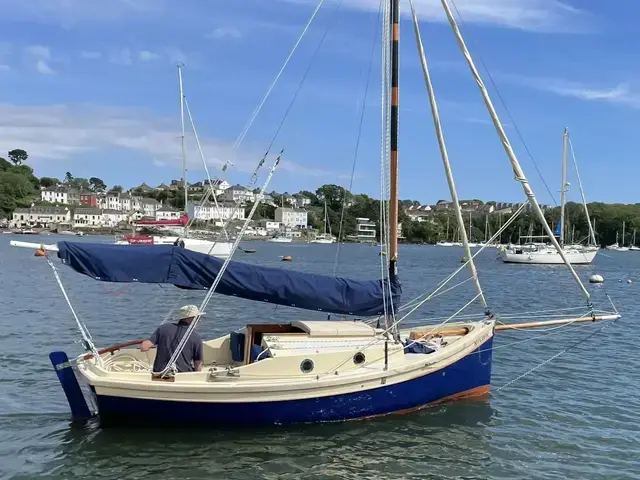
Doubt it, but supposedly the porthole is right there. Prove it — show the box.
[353,352,366,365]
[300,359,314,373]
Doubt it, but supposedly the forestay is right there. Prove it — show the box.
[57,242,401,316]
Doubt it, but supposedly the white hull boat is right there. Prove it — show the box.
[115,235,232,258]
[500,246,597,264]
[268,236,293,243]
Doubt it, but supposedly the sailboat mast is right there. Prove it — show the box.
[178,64,188,219]
[388,0,400,273]
[559,127,568,246]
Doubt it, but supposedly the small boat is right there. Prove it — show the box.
[310,201,336,244]
[243,248,257,253]
[268,235,293,243]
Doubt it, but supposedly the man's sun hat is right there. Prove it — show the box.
[177,305,204,320]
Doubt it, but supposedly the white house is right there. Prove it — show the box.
[186,201,245,222]
[101,209,129,227]
[41,186,79,205]
[119,193,132,211]
[100,192,123,211]
[12,206,72,228]
[156,206,182,220]
[73,208,103,228]
[221,184,255,204]
[406,205,432,223]
[132,197,160,218]
[353,217,376,242]
[275,207,308,228]
[258,219,280,231]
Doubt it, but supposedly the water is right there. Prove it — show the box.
[1,235,639,479]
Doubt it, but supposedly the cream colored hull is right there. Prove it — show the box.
[76,319,495,425]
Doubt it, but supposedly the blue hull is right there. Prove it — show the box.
[95,337,493,426]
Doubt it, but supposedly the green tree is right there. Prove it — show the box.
[0,170,36,215]
[89,177,107,192]
[8,149,28,166]
[40,177,60,188]
[65,172,74,184]
[0,157,12,172]
[11,164,40,190]
[316,184,352,211]
[111,185,124,193]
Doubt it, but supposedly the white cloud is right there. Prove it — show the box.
[0,103,343,179]
[25,44,51,60]
[81,50,102,60]
[283,0,590,33]
[108,48,133,66]
[0,65,10,72]
[139,50,160,62]
[206,27,243,40]
[499,74,640,108]
[35,59,55,75]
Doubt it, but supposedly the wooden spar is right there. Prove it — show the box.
[408,314,620,339]
[388,0,400,271]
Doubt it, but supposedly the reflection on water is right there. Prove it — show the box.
[1,237,639,479]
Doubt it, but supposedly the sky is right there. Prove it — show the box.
[0,0,639,205]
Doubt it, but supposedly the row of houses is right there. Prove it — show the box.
[186,202,309,229]
[406,201,550,223]
[11,205,183,229]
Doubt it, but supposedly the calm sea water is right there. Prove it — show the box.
[1,235,639,479]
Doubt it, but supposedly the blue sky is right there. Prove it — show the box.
[0,0,638,205]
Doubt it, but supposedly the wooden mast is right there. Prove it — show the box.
[389,0,400,275]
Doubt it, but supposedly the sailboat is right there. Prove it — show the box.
[606,222,630,251]
[10,0,620,426]
[311,200,336,244]
[436,216,454,246]
[500,128,598,264]
[115,66,233,259]
[629,230,640,251]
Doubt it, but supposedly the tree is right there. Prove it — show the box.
[65,172,74,184]
[315,184,352,211]
[0,170,36,215]
[300,190,319,205]
[111,185,123,193]
[40,177,60,188]
[11,164,40,190]
[0,158,12,172]
[89,177,107,192]
[8,149,28,166]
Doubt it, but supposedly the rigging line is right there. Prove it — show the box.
[567,135,596,246]
[263,0,345,157]
[45,256,101,363]
[495,313,619,392]
[379,0,391,323]
[232,0,328,151]
[158,152,283,377]
[183,96,229,241]
[448,0,557,207]
[333,0,382,276]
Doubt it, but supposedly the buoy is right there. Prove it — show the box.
[34,249,46,257]
[282,255,292,262]
[627,279,632,284]
[589,274,604,284]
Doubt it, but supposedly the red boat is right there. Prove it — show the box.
[134,214,189,227]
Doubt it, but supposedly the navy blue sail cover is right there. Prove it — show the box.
[57,242,401,317]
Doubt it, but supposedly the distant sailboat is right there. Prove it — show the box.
[311,200,335,244]
[501,128,597,264]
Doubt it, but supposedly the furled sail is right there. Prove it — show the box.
[57,242,401,317]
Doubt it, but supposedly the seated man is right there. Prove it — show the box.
[141,305,204,374]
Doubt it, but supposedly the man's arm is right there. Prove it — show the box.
[193,339,204,372]
[141,327,161,352]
